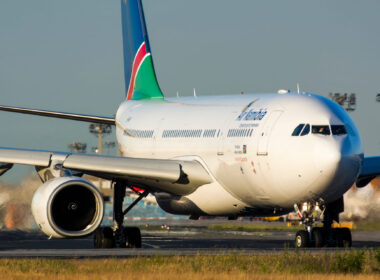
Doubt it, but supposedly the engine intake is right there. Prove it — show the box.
[32,176,104,238]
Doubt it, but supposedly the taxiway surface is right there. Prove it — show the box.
[0,221,379,258]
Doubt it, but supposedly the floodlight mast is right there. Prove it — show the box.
[328,92,356,111]
[89,123,112,154]
[104,141,116,155]
[68,142,87,153]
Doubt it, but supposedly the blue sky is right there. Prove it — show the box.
[0,0,379,182]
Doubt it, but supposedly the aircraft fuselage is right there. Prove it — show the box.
[115,92,363,216]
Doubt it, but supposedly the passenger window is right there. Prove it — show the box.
[312,125,330,135]
[331,125,347,135]
[300,124,310,136]
[292,124,305,136]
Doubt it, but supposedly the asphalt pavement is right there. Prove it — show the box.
[0,221,378,258]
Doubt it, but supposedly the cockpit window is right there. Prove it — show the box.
[331,125,347,135]
[300,124,310,136]
[292,124,305,136]
[312,125,330,135]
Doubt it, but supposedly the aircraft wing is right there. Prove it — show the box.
[0,105,115,125]
[0,147,212,195]
[356,156,380,187]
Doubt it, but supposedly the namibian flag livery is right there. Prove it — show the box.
[121,0,163,100]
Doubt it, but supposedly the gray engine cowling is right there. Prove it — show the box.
[31,176,104,238]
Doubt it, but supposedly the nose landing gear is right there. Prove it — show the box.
[294,197,352,248]
[94,181,148,249]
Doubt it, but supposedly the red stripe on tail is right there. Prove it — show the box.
[126,42,147,100]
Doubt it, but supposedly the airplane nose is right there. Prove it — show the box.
[314,139,341,173]
[314,137,362,200]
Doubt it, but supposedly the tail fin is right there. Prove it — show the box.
[121,0,163,100]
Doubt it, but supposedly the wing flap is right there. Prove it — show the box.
[63,154,182,183]
[0,148,212,195]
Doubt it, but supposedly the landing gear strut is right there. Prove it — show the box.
[94,181,148,248]
[294,197,352,248]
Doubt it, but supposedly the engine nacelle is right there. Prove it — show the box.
[31,176,104,238]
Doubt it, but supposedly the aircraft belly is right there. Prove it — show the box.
[184,182,249,215]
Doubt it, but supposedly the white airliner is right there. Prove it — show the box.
[0,0,379,249]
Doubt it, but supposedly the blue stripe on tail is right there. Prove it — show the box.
[121,0,163,100]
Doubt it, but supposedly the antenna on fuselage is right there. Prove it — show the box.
[297,83,300,94]
[193,88,197,98]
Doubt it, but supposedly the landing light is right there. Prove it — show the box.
[277,89,290,94]
[302,203,308,212]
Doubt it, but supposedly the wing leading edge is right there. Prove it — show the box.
[356,156,380,187]
[0,105,115,125]
[0,147,212,195]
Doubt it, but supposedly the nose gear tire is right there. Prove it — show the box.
[333,228,352,248]
[312,227,325,247]
[295,230,309,248]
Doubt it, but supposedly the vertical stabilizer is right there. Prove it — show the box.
[121,0,163,100]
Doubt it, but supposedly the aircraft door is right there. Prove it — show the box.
[217,112,236,156]
[257,110,283,156]
[152,117,165,155]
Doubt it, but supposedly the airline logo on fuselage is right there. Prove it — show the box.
[236,100,267,121]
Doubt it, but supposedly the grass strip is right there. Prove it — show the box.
[0,249,379,278]
[2,272,379,280]
[354,221,380,231]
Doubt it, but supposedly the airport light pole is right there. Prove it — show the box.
[328,93,356,111]
[89,124,112,155]
[68,142,87,153]
[104,141,116,155]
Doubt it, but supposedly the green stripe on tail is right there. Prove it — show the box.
[132,55,163,100]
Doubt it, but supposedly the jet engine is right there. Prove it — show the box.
[31,176,104,238]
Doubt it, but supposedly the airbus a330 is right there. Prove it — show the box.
[0,0,379,248]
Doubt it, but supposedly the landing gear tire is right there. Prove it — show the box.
[121,227,142,248]
[333,228,343,247]
[295,230,309,248]
[341,228,352,248]
[295,198,352,248]
[334,228,352,248]
[93,182,148,249]
[94,227,115,248]
[312,227,325,247]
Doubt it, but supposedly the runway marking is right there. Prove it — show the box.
[142,243,160,249]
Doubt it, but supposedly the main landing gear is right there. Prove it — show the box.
[294,197,352,248]
[94,181,148,248]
